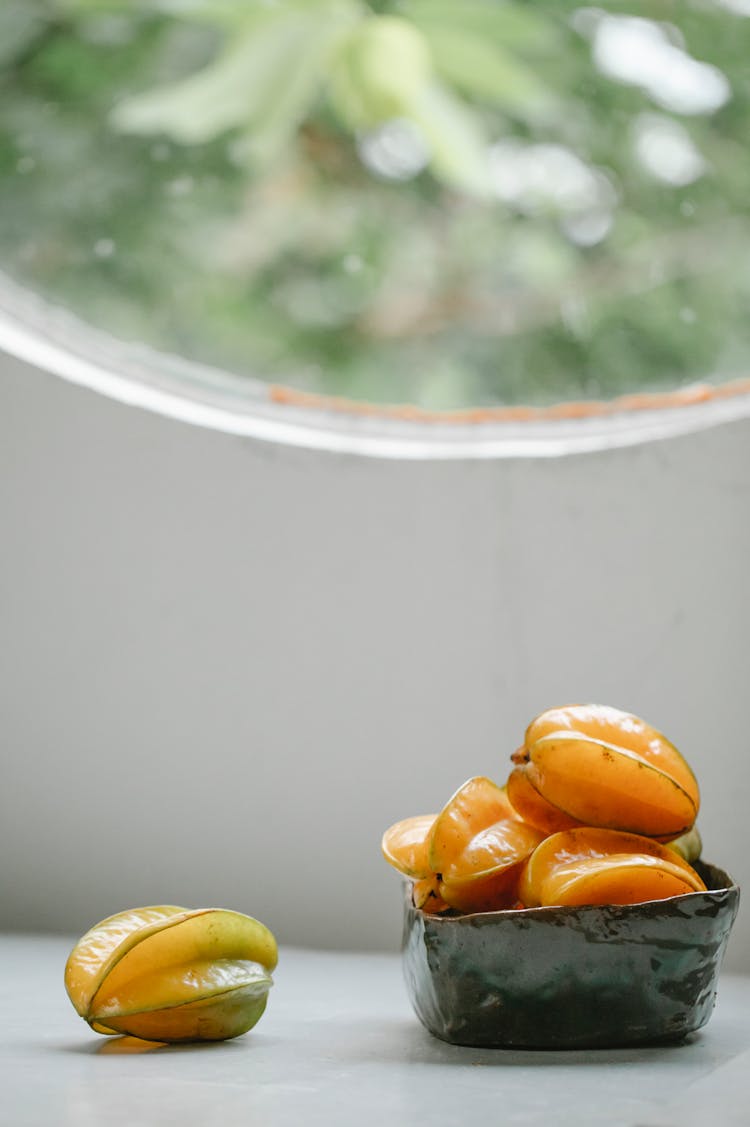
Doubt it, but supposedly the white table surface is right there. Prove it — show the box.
[2,935,749,1127]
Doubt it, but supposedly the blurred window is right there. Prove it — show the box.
[2,1,750,412]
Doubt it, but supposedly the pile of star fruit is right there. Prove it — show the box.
[381,704,707,914]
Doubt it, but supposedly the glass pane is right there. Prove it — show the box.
[2,1,749,411]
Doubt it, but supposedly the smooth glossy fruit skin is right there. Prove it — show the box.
[668,824,703,863]
[381,814,436,879]
[428,777,540,877]
[64,906,187,1020]
[65,907,277,1042]
[541,855,705,907]
[428,777,514,876]
[518,731,697,837]
[505,765,581,834]
[524,704,699,800]
[427,777,543,912]
[437,814,544,882]
[519,704,699,826]
[519,827,706,908]
[439,862,526,913]
[513,704,699,838]
[436,819,544,912]
[95,978,271,1043]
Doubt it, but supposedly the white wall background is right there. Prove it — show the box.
[1,354,749,969]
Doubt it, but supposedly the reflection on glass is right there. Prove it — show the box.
[1,1,749,411]
[590,14,730,115]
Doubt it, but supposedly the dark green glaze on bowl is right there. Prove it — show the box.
[402,862,739,1049]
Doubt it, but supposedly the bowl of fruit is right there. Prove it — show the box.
[382,704,739,1049]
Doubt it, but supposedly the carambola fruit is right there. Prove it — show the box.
[65,905,277,1042]
[519,827,707,908]
[510,704,700,839]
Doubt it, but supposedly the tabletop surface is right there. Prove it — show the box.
[1,934,749,1127]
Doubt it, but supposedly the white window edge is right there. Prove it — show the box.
[1,275,749,461]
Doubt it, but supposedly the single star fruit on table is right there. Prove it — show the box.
[64,905,278,1042]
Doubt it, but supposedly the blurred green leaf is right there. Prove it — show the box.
[58,0,352,27]
[0,1,50,67]
[420,25,556,117]
[408,82,492,197]
[399,0,562,52]
[230,12,362,167]
[112,2,360,151]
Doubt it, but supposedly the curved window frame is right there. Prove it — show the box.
[2,272,749,461]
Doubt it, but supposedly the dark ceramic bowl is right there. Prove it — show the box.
[402,861,739,1049]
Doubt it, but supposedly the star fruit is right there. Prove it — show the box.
[508,703,700,839]
[381,777,544,913]
[519,827,707,908]
[65,905,277,1042]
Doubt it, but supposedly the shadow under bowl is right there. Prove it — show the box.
[402,861,739,1049]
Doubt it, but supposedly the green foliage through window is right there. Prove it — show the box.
[1,0,750,409]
